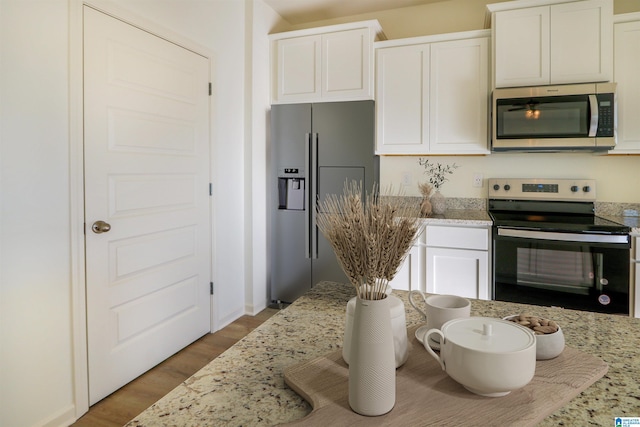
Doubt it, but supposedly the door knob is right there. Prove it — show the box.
[92,220,111,234]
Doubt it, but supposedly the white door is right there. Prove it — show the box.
[83,7,211,404]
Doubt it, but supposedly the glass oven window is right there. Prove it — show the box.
[516,248,600,294]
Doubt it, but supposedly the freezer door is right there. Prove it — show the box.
[270,104,312,303]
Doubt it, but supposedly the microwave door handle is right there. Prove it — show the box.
[588,94,599,137]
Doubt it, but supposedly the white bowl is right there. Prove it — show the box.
[536,326,565,360]
[503,315,565,360]
[423,317,537,397]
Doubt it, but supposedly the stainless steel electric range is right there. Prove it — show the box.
[488,178,631,314]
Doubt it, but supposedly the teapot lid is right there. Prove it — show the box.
[442,317,535,353]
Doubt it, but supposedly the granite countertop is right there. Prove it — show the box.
[126,282,640,426]
[422,209,492,226]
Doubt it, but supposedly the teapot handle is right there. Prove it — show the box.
[408,290,428,319]
[422,328,445,371]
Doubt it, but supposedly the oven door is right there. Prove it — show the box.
[493,227,630,314]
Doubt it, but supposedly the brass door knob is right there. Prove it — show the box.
[92,220,111,234]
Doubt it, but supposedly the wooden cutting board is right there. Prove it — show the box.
[282,325,608,426]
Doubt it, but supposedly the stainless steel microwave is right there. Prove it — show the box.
[492,83,616,152]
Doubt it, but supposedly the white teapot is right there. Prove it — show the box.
[423,317,536,397]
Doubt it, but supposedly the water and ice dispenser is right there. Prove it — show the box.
[278,167,305,210]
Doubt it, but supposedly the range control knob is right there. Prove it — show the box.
[583,185,591,193]
[493,184,500,191]
[504,184,511,191]
[571,185,579,192]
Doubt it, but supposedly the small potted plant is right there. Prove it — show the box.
[418,158,459,215]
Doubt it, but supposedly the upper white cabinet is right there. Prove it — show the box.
[270,21,385,104]
[611,14,640,154]
[375,31,490,155]
[489,0,613,88]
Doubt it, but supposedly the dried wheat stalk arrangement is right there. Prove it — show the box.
[316,181,422,300]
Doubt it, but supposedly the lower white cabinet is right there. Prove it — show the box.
[389,228,425,291]
[425,224,491,300]
[389,223,491,301]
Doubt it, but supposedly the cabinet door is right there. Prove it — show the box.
[375,44,429,154]
[426,247,489,300]
[275,35,321,103]
[550,0,613,85]
[429,38,489,154]
[494,6,550,88]
[322,28,371,101]
[613,20,640,153]
[389,230,425,292]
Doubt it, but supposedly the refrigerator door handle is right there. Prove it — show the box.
[304,133,311,259]
[310,132,319,259]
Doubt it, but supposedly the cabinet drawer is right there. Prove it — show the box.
[426,225,488,250]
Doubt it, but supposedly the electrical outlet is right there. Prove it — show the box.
[401,172,412,187]
[473,173,483,188]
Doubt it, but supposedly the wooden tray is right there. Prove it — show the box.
[282,325,607,426]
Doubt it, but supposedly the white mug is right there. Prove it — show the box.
[409,290,471,329]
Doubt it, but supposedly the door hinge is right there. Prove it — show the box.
[210,282,214,295]
[208,82,212,96]
[209,183,212,196]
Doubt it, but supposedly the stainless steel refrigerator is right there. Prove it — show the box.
[270,101,379,303]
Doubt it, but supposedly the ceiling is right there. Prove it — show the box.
[263,0,450,25]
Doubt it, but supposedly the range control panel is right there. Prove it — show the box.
[488,178,596,202]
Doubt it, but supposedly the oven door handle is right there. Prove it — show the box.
[497,228,628,244]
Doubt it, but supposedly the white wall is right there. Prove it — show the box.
[1,1,75,426]
[382,153,640,203]
[0,0,264,425]
[288,0,640,39]
[244,0,287,314]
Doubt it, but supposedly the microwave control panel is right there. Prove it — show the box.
[596,93,615,137]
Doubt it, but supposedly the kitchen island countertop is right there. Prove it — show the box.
[126,282,640,426]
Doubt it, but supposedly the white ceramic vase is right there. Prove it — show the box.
[343,294,408,368]
[348,295,396,416]
[430,190,446,215]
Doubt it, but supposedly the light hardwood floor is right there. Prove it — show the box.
[72,308,279,427]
